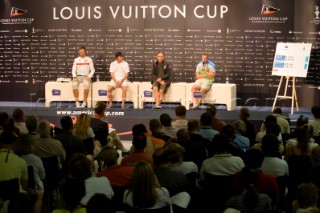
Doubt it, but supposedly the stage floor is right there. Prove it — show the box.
[0,101,313,141]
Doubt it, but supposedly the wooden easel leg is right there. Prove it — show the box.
[272,76,284,111]
[292,77,299,113]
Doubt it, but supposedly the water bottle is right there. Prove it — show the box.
[96,74,100,82]
[226,77,229,84]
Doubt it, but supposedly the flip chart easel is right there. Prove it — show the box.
[272,76,298,114]
[271,42,312,114]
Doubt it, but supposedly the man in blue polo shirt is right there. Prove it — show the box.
[191,53,216,110]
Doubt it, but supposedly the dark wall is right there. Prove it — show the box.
[0,0,319,107]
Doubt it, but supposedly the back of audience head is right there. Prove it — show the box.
[187,119,200,133]
[87,193,115,213]
[61,178,86,212]
[206,104,217,117]
[261,134,280,157]
[132,124,148,136]
[244,149,264,168]
[221,125,235,142]
[264,115,277,127]
[0,112,8,127]
[239,108,250,120]
[159,113,172,127]
[60,116,74,131]
[132,134,147,151]
[153,147,169,167]
[149,119,162,133]
[163,142,185,165]
[212,134,229,153]
[0,131,18,148]
[25,115,39,132]
[13,108,25,122]
[296,115,309,128]
[176,128,189,145]
[296,124,313,153]
[15,134,34,156]
[311,106,320,119]
[8,192,33,213]
[97,147,119,168]
[272,107,283,114]
[294,183,318,209]
[265,123,281,137]
[233,120,246,135]
[239,166,260,209]
[175,105,186,118]
[95,101,107,115]
[130,161,157,208]
[74,113,91,138]
[68,153,93,180]
[200,112,213,126]
[37,120,51,138]
[3,118,20,135]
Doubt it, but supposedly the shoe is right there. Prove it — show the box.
[107,105,112,109]
[191,105,199,110]
[154,104,162,109]
[81,102,87,108]
[75,102,80,108]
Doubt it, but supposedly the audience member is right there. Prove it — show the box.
[255,115,282,143]
[199,112,219,141]
[233,120,250,150]
[0,131,28,190]
[200,134,244,180]
[96,147,134,187]
[232,149,279,205]
[207,104,226,132]
[309,106,320,137]
[90,101,109,147]
[12,108,28,134]
[260,134,289,177]
[288,115,309,140]
[68,153,114,205]
[185,120,209,166]
[121,134,153,167]
[52,178,86,213]
[33,120,66,168]
[132,124,165,156]
[221,125,245,159]
[0,112,8,134]
[54,116,85,169]
[153,147,191,196]
[149,118,171,142]
[159,113,178,139]
[124,161,190,209]
[86,193,115,213]
[25,115,40,140]
[73,113,95,140]
[16,134,45,193]
[171,105,188,129]
[270,107,290,136]
[292,183,319,213]
[239,108,256,147]
[226,167,271,213]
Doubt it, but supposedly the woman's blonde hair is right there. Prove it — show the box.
[74,113,91,139]
[130,161,158,208]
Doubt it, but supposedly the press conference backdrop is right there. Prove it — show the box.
[0,0,320,106]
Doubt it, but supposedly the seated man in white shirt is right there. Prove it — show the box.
[107,52,130,109]
[71,46,95,108]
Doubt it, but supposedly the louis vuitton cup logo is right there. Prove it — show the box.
[10,7,27,17]
[315,6,320,19]
[261,5,280,15]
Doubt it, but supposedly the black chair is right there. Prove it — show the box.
[41,155,61,212]
[112,185,130,211]
[123,204,171,213]
[0,178,20,201]
[203,173,235,213]
[276,176,287,211]
[27,166,35,189]
[82,137,94,155]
